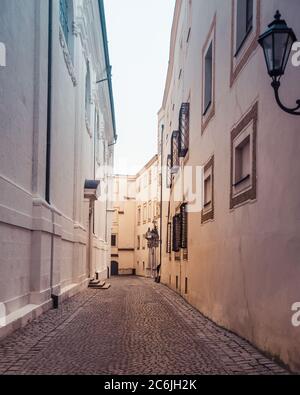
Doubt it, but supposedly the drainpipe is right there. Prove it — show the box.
[46,0,58,309]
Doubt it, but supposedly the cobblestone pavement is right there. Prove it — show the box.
[0,277,288,375]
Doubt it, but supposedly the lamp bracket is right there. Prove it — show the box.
[271,80,300,116]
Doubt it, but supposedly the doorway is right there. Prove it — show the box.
[111,261,119,276]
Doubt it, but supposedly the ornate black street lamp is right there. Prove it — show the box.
[145,221,160,280]
[258,10,300,115]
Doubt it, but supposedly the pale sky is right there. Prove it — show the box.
[104,0,175,175]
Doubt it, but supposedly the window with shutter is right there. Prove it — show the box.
[172,214,181,252]
[179,103,190,157]
[166,154,172,188]
[171,131,180,173]
[236,0,253,54]
[180,204,188,249]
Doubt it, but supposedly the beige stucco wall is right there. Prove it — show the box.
[159,0,300,372]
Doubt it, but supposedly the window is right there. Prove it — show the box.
[143,203,147,224]
[180,204,188,250]
[171,131,180,173]
[166,222,172,254]
[204,43,213,115]
[201,156,214,223]
[236,0,253,55]
[166,154,172,189]
[204,176,212,207]
[179,103,190,157]
[111,234,117,247]
[172,214,181,253]
[230,1,260,86]
[202,15,216,133]
[149,170,152,185]
[176,276,179,290]
[137,236,140,250]
[85,61,91,128]
[234,135,250,186]
[185,278,188,294]
[148,201,152,222]
[59,0,74,59]
[230,102,257,209]
[137,206,141,225]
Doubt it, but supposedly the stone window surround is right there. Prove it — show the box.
[201,155,215,224]
[230,101,258,209]
[230,0,261,87]
[201,14,216,135]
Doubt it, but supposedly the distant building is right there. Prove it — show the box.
[111,155,160,277]
[158,0,300,372]
[0,0,116,337]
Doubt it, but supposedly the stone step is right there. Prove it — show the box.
[89,280,106,289]
[89,283,111,290]
[89,280,100,285]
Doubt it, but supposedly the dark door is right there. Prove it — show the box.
[111,261,119,276]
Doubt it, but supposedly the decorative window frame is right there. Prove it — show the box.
[230,102,258,209]
[201,14,216,134]
[59,26,77,87]
[230,0,261,87]
[201,156,215,224]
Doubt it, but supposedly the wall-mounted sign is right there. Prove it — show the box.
[0,42,6,67]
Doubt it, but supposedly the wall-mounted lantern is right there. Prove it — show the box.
[258,11,300,115]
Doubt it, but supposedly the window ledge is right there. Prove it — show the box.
[233,174,250,187]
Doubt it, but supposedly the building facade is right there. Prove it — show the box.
[111,155,160,277]
[0,0,116,338]
[158,0,300,372]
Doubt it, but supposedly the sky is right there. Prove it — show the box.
[104,0,175,175]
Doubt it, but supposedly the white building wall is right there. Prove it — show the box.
[0,0,116,338]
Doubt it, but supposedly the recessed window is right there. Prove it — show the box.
[179,103,190,158]
[148,201,152,222]
[176,276,179,290]
[202,15,216,133]
[230,1,260,86]
[171,131,180,173]
[185,278,188,294]
[234,135,250,187]
[172,214,181,253]
[201,156,214,223]
[85,61,91,128]
[204,176,212,208]
[111,234,117,247]
[230,102,258,209]
[137,236,140,250]
[166,154,172,189]
[236,0,253,55]
[59,0,74,59]
[204,42,213,115]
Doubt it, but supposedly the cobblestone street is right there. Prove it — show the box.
[0,277,288,375]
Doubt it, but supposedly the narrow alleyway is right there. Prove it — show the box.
[0,277,288,375]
